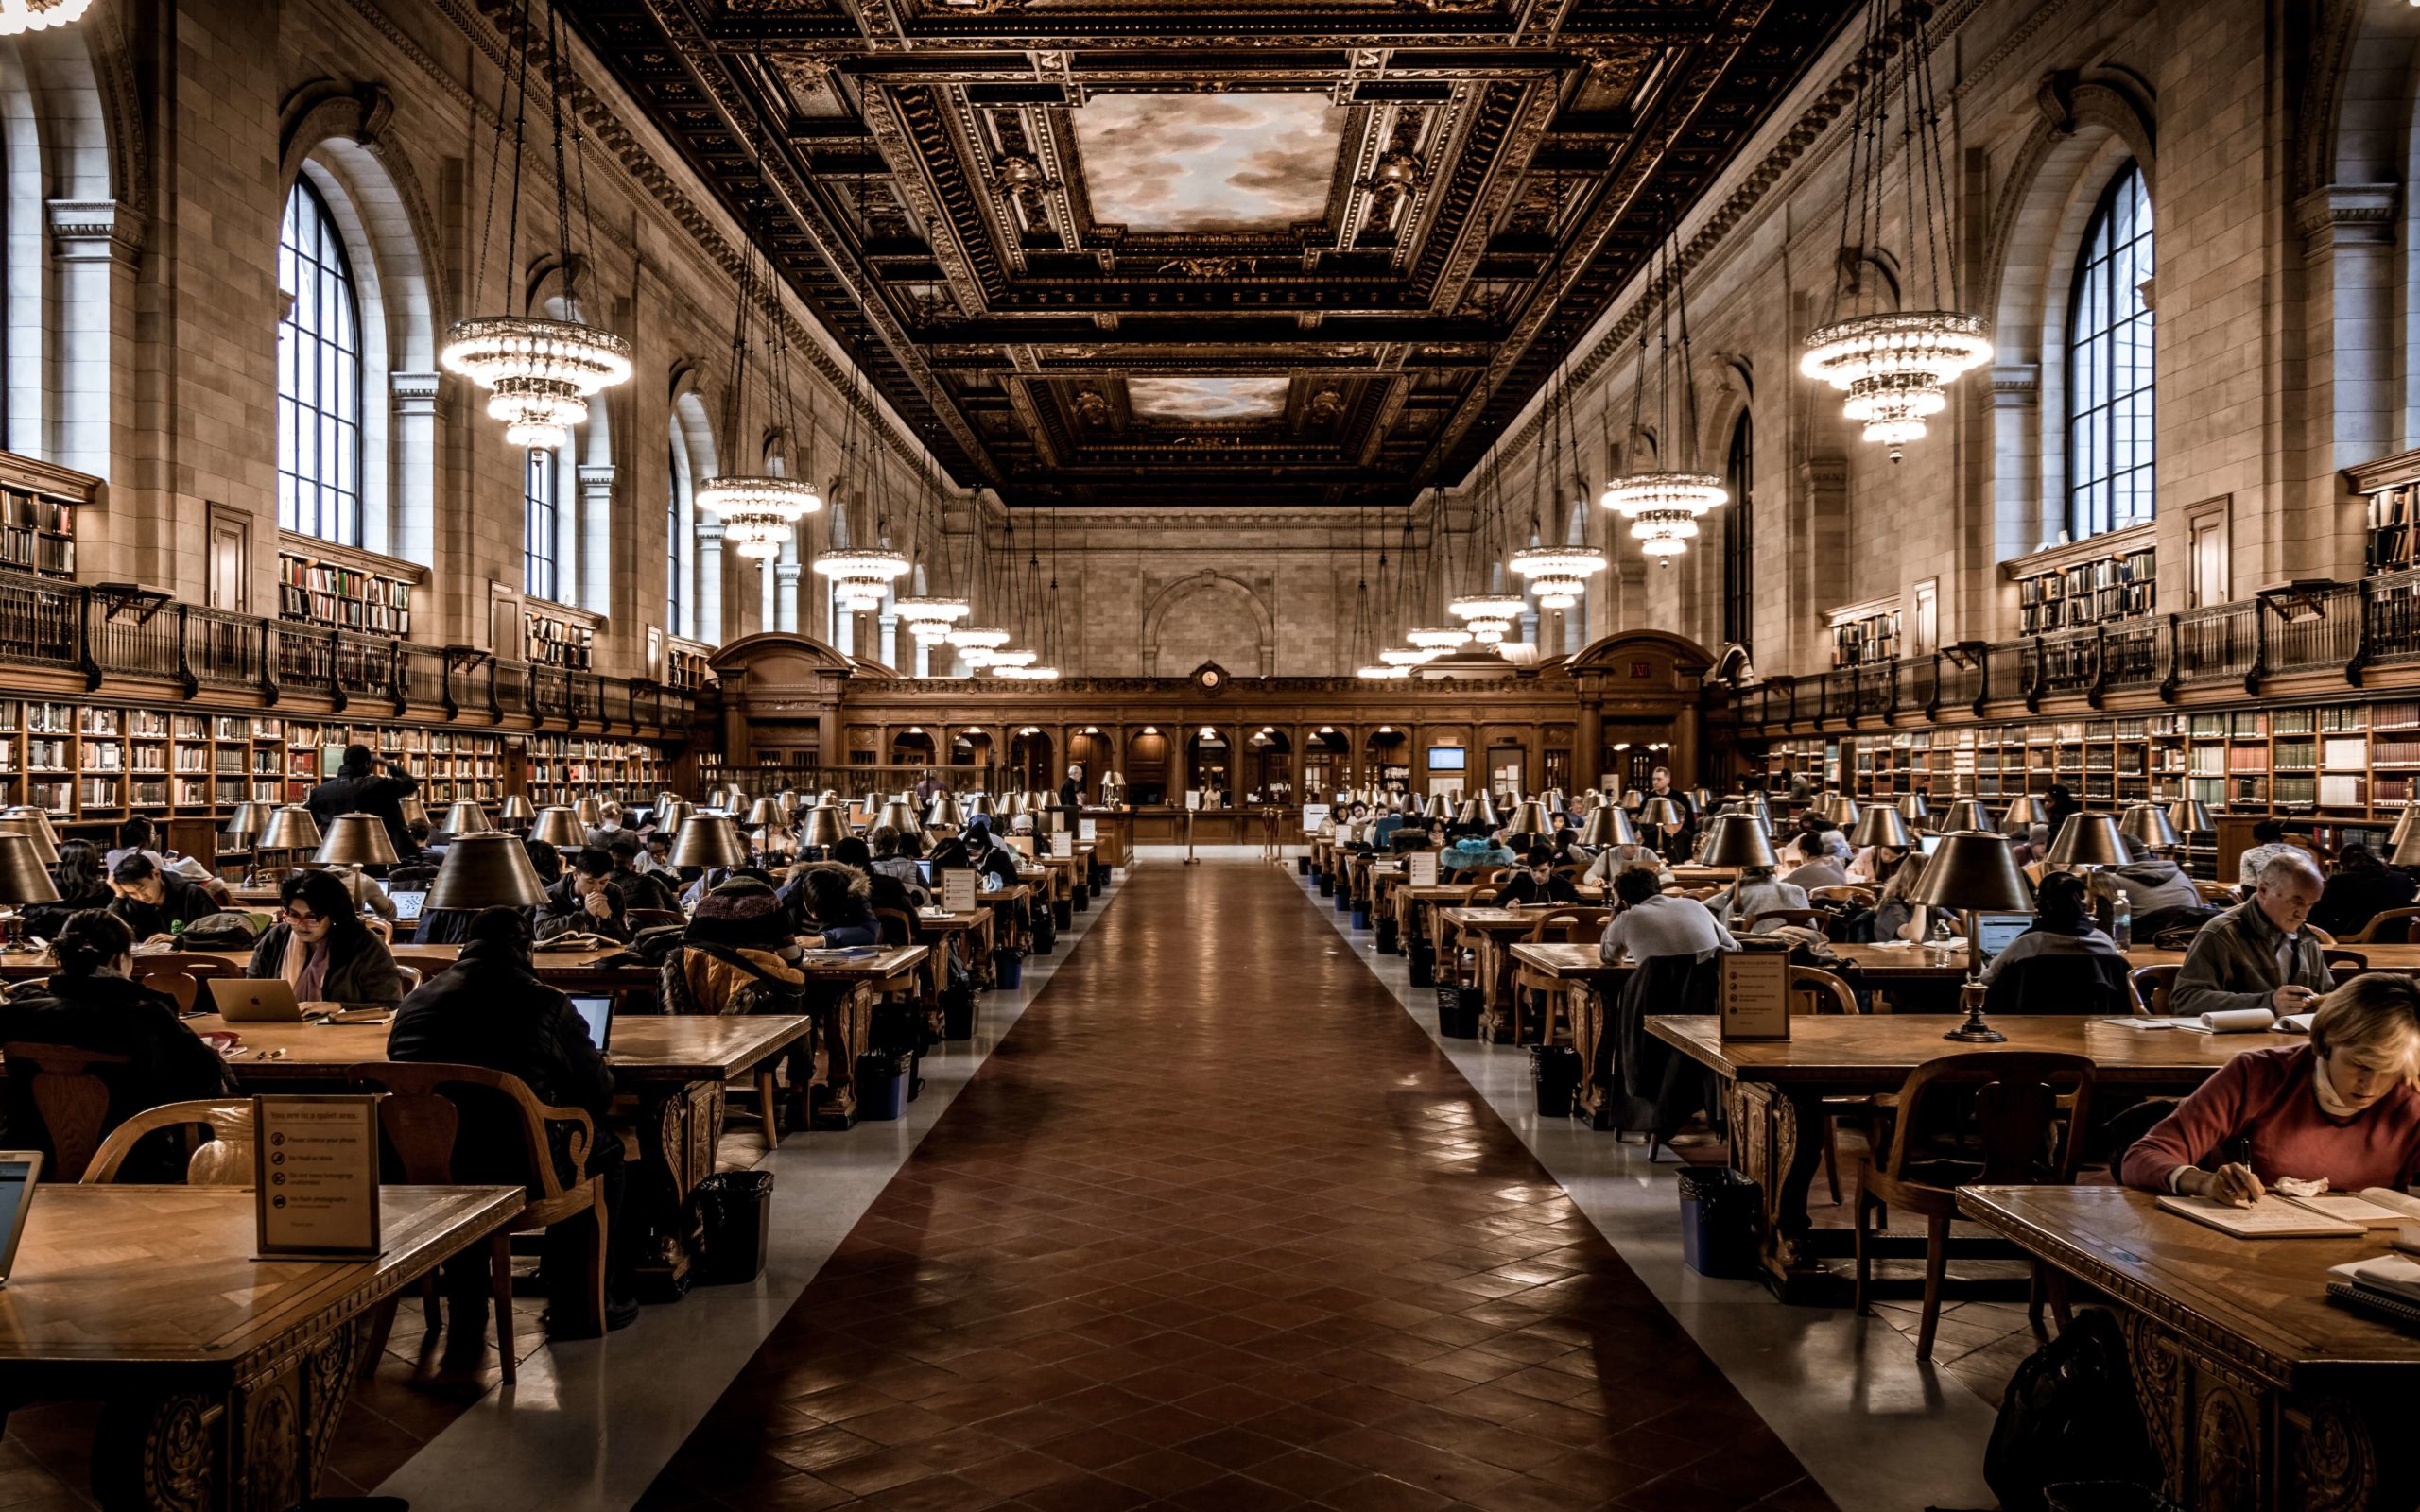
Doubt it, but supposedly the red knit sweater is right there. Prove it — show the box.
[2119,1044,2420,1193]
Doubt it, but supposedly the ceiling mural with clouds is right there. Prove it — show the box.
[1072,93,1345,232]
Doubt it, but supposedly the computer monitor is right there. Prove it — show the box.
[0,1152,37,1284]
[1972,913,2034,962]
[569,995,614,1051]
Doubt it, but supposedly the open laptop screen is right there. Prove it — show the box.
[1973,913,2035,961]
[568,995,614,1051]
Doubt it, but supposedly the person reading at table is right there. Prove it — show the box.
[1781,832,1852,891]
[534,848,632,945]
[107,852,222,943]
[1582,836,1672,889]
[2170,851,2333,1023]
[2309,844,2420,941]
[1495,848,1581,907]
[0,909,233,1177]
[959,816,1023,892]
[865,825,927,896]
[25,839,112,939]
[245,869,404,1010]
[841,834,927,912]
[2120,972,2420,1200]
[783,862,880,947]
[1703,864,1807,934]
[1870,851,1934,943]
[1599,867,1737,962]
[388,905,638,1347]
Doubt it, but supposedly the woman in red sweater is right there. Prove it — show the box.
[2121,973,2420,1202]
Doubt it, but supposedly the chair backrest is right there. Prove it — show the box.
[82,1099,254,1185]
[389,951,454,978]
[3,1042,131,1180]
[2130,963,2180,1016]
[129,960,199,1012]
[1985,952,2136,1017]
[343,1060,587,1201]
[1789,966,1861,1016]
[628,908,683,932]
[1468,886,1501,905]
[2349,906,2420,945]
[148,952,239,982]
[2325,948,2368,973]
[1887,1052,2097,1188]
[1485,868,1517,885]
[1748,907,1829,937]
[1807,885,1876,907]
[872,906,915,947]
[2309,926,2338,946]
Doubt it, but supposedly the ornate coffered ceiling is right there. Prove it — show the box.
[568,0,1855,507]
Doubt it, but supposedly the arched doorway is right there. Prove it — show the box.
[1007,727,1055,796]
[1303,727,1351,799]
[1127,726,1171,805]
[952,727,996,789]
[1068,727,1114,799]
[1248,726,1293,802]
[1364,727,1409,800]
[1185,726,1232,806]
[890,728,938,768]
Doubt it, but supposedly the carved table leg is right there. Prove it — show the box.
[631,1079,722,1299]
[93,1390,220,1512]
[811,980,875,1130]
[1732,1083,1841,1303]
[1571,985,1607,1126]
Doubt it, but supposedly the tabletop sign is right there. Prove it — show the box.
[1184,789,1202,812]
[1719,950,1794,1040]
[941,869,978,914]
[1408,850,1440,885]
[1301,803,1331,835]
[252,1094,383,1260]
[1050,809,1069,834]
[1079,817,1098,842]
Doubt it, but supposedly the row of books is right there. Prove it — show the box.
[276,553,413,636]
[2014,546,2157,633]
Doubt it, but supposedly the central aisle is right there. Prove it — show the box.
[642,862,1833,1512]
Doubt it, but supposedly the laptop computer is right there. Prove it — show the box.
[1972,912,2035,962]
[389,889,427,922]
[0,1152,40,1285]
[205,977,309,1022]
[568,994,614,1051]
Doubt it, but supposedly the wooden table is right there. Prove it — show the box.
[912,906,995,993]
[1443,907,1590,1040]
[1394,883,1486,971]
[795,945,928,1129]
[1649,1012,2294,1303]
[981,884,1032,956]
[0,1183,522,1511]
[1041,851,1086,926]
[0,943,655,996]
[1959,1184,2420,1511]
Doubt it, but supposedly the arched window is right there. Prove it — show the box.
[1722,414,1754,648]
[277,179,363,544]
[2066,163,2153,541]
[666,440,683,638]
[524,448,559,602]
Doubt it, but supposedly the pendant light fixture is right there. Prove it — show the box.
[1510,174,1608,609]
[1600,203,1725,562]
[0,0,92,35]
[1798,1,1991,460]
[895,458,970,650]
[814,172,912,612]
[1449,423,1525,644]
[440,0,631,451]
[697,242,821,560]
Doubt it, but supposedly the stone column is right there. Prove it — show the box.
[2298,183,2400,582]
[774,559,802,634]
[391,372,443,633]
[696,519,726,644]
[877,611,899,670]
[577,465,616,622]
[1983,364,2039,641]
[47,199,142,576]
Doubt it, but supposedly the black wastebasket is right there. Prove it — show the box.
[1435,984,1480,1039]
[1677,1167,1760,1278]
[1408,938,1435,988]
[1297,856,1312,876]
[1530,1045,1582,1117]
[1375,916,1399,954]
[1317,871,1334,895]
[692,1171,775,1285]
[942,985,977,1040]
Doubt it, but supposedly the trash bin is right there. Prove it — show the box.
[1335,885,1353,913]
[1530,1045,1582,1117]
[692,1171,775,1285]
[1317,871,1334,895]
[1677,1167,1760,1278]
[2043,1485,2178,1512]
[994,950,1025,988]
[1297,856,1312,876]
[942,985,977,1040]
[1375,916,1399,954]
[1435,984,1480,1039]
[1351,904,1372,930]
[1408,938,1435,988]
[856,1051,913,1121]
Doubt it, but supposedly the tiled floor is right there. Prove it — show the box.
[638,861,1835,1512]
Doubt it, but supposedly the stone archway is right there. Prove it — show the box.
[1139,569,1275,678]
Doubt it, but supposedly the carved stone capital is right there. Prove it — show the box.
[575,464,616,498]
[46,198,145,266]
[2296,183,2398,255]
[1991,362,2040,409]
[390,370,442,417]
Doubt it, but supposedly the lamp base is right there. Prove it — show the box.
[1943,979,2003,1042]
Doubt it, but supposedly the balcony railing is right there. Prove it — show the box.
[0,570,696,734]
[1723,569,2420,734]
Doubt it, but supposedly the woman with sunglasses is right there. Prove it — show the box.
[244,868,404,1010]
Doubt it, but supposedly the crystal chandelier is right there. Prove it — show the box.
[1407,625,1471,652]
[947,624,1010,669]
[1448,593,1527,645]
[815,548,912,612]
[441,2,629,452]
[0,0,95,34]
[995,663,1061,680]
[700,475,821,561]
[1800,2,1991,462]
[895,596,970,643]
[1378,646,1441,666]
[1510,545,1605,610]
[693,242,821,562]
[1357,663,1411,679]
[988,648,1038,670]
[1599,210,1725,565]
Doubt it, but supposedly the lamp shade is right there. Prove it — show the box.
[255,806,323,852]
[2002,795,2043,830]
[2119,803,2181,850]
[527,806,585,849]
[877,798,921,834]
[1742,794,1776,834]
[1638,797,1685,829]
[1506,799,1553,839]
[0,807,57,850]
[746,798,786,828]
[1849,806,1914,850]
[1620,789,1644,811]
[2392,822,2420,869]
[2167,799,2215,835]
[315,813,400,868]
[1942,799,1995,834]
[1457,792,1501,828]
[1897,793,1931,824]
[965,791,998,819]
[654,799,694,835]
[669,814,749,869]
[221,801,269,842]
[574,798,603,828]
[424,832,549,911]
[926,791,966,829]
[442,800,495,836]
[1909,831,2033,912]
[499,795,536,822]
[1698,814,1779,869]
[801,805,849,850]
[0,815,57,867]
[2046,813,2131,868]
[1578,806,1639,849]
[0,835,59,905]
[1817,793,1859,826]
[397,795,428,830]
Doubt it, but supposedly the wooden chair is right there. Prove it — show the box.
[871,906,916,947]
[2194,879,2239,904]
[1790,968,1869,1204]
[82,1099,254,1185]
[1748,907,1830,937]
[627,908,683,932]
[2,1042,130,1181]
[1855,1051,2097,1361]
[343,1061,609,1380]
[2309,926,2338,946]
[130,960,200,1012]
[390,951,455,980]
[2130,964,2180,1016]
[2325,948,2368,974]
[1807,885,1877,907]
[2345,906,2420,944]
[1517,909,1615,1044]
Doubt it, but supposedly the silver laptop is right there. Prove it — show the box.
[569,994,614,1051]
[1973,913,2035,962]
[206,977,308,1022]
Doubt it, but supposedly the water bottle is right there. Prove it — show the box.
[1928,917,1954,966]
[2111,892,2133,950]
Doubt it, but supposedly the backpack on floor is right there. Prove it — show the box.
[1982,1308,2163,1512]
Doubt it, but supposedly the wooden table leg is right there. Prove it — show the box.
[1477,936,1514,1042]
[810,981,875,1130]
[93,1316,364,1512]
[1571,984,1608,1126]
[630,1080,721,1300]
[1726,1081,1842,1304]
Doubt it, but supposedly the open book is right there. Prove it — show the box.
[2157,1193,2379,1237]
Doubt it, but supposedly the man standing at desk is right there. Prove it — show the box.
[2171,851,2333,1021]
[1058,764,1084,815]
[306,742,421,862]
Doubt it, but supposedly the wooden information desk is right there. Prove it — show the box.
[1959,1185,2420,1511]
[0,1183,523,1512]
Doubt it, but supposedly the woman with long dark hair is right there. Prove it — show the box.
[245,869,403,1009]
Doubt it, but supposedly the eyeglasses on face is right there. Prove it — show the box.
[283,908,323,924]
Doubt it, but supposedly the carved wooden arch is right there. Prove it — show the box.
[707,631,855,677]
[1567,627,1716,677]
[1981,72,2158,350]
[1139,569,1275,679]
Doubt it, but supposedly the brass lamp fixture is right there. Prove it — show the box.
[575,798,603,829]
[1741,794,1777,834]
[1698,814,1779,870]
[965,791,998,820]
[255,806,324,863]
[1,807,59,850]
[1456,791,1501,829]
[877,797,921,834]
[2046,813,2131,868]
[1942,799,1995,834]
[498,795,536,824]
[315,814,400,868]
[527,807,585,849]
[2390,822,2420,869]
[1506,799,1553,839]
[926,791,966,829]
[1896,792,1932,827]
[800,805,849,850]
[397,796,428,831]
[0,834,60,909]
[1849,806,1913,851]
[654,799,694,835]
[1909,831,2035,1042]
[746,798,786,829]
[2002,795,2043,831]
[1579,806,1639,849]
[0,815,57,867]
[442,800,495,836]
[1817,793,1859,826]
[1620,789,1645,812]
[424,832,549,912]
[669,815,749,870]
[2166,799,2215,836]
[2119,803,2181,851]
[1638,796,1685,837]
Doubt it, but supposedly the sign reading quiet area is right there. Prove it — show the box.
[252,1094,383,1261]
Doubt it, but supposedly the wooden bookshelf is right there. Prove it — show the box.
[527,610,595,671]
[523,733,672,810]
[0,454,93,582]
[2350,445,2420,573]
[2004,522,2158,635]
[1827,599,1900,668]
[277,548,413,637]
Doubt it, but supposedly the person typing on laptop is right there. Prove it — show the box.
[1978,872,2126,988]
[244,869,404,1011]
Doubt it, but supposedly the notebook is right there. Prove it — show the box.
[568,993,614,1051]
[0,1152,39,1284]
[2156,1193,2366,1238]
[205,977,309,1023]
